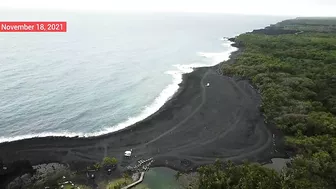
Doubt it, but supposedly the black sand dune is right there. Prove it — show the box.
[0,52,286,174]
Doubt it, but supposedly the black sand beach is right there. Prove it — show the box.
[0,47,287,179]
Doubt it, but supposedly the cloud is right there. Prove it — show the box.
[1,0,336,16]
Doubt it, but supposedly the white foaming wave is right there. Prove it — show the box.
[0,39,238,143]
[90,69,185,136]
[0,131,84,143]
[199,41,238,65]
[89,62,197,137]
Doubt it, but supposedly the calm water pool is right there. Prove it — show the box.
[142,167,181,189]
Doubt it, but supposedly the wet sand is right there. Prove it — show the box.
[0,48,287,175]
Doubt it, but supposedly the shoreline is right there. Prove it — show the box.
[0,40,237,144]
[0,41,239,147]
[0,38,288,187]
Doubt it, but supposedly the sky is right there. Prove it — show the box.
[1,0,336,16]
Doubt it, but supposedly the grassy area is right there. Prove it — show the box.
[105,178,150,189]
[59,183,91,189]
[76,185,91,189]
[106,178,133,189]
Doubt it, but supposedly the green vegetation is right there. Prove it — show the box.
[87,157,117,171]
[106,178,133,189]
[197,18,336,189]
[62,184,90,189]
[275,18,336,33]
[198,160,281,189]
[103,157,118,167]
[94,162,102,170]
[75,185,91,189]
[175,171,182,180]
[26,168,75,189]
[106,173,149,189]
[87,162,102,171]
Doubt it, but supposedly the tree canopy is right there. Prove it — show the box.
[102,157,118,167]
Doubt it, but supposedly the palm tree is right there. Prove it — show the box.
[102,157,118,170]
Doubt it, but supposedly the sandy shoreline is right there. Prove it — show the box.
[0,42,287,185]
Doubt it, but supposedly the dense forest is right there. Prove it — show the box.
[197,19,336,189]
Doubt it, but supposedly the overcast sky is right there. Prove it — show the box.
[1,0,336,16]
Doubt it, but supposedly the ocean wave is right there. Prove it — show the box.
[0,39,238,143]
[198,42,237,65]
[0,132,84,143]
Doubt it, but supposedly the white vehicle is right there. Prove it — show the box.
[124,149,132,157]
[206,83,210,87]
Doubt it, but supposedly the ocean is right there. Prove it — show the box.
[0,10,287,142]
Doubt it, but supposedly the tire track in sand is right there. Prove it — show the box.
[143,69,211,146]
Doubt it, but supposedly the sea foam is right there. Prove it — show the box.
[0,39,238,143]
